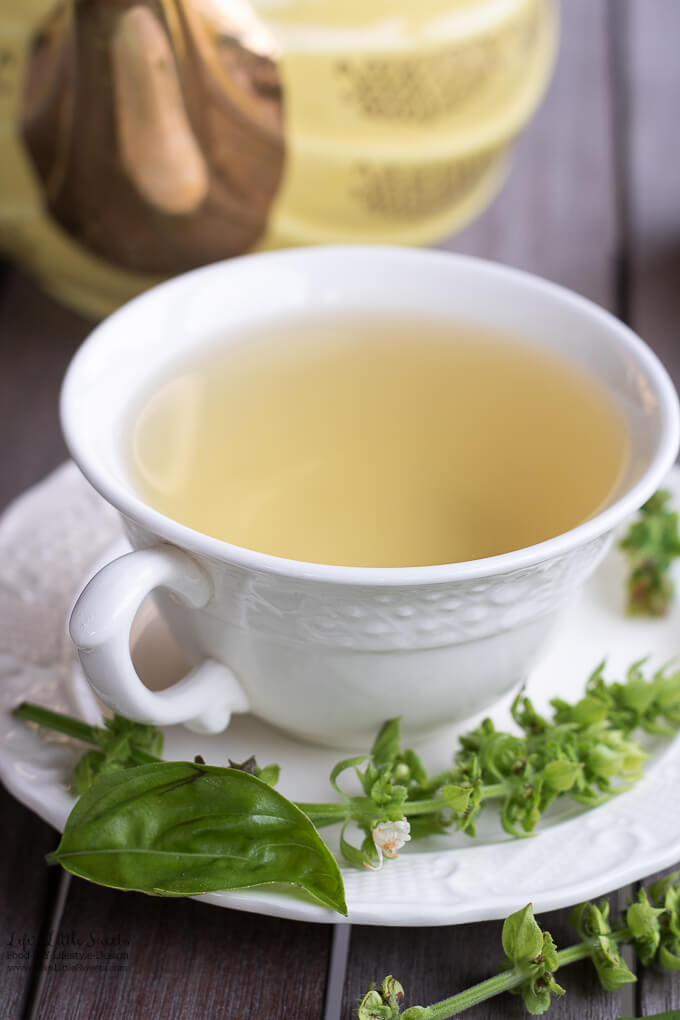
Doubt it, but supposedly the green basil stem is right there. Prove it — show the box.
[405,931,630,1019]
[299,785,508,828]
[299,799,451,827]
[13,702,158,765]
[412,968,528,1019]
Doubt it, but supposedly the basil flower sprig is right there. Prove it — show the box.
[552,657,680,736]
[12,702,280,795]
[298,718,452,869]
[358,876,680,1018]
[14,656,680,877]
[446,656,680,839]
[300,658,680,865]
[620,489,680,616]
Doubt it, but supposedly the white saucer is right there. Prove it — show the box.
[2,463,680,927]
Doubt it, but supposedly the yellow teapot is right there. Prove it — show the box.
[0,0,556,317]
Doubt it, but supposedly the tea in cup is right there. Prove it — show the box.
[62,247,679,747]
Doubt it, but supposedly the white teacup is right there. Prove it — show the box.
[62,247,680,748]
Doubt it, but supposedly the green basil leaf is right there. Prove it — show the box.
[370,775,405,807]
[627,890,664,965]
[103,715,164,757]
[71,715,165,793]
[541,930,559,972]
[73,750,106,795]
[48,762,347,915]
[542,760,582,792]
[659,943,680,971]
[357,990,394,1020]
[330,754,368,795]
[519,977,552,1015]
[255,764,280,787]
[370,719,402,768]
[339,822,373,870]
[649,871,680,907]
[441,784,472,814]
[591,940,637,991]
[379,976,405,1010]
[627,892,663,936]
[566,696,610,726]
[400,749,427,787]
[502,903,543,965]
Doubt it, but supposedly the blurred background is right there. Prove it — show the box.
[1,0,679,490]
[2,0,557,315]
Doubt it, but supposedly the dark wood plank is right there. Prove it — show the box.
[626,1,680,1011]
[37,878,332,1020]
[627,0,680,388]
[0,269,94,1020]
[0,788,63,1020]
[0,269,93,504]
[344,2,625,1016]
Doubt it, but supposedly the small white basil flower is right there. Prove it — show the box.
[364,817,411,870]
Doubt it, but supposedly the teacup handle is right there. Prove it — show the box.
[69,545,250,734]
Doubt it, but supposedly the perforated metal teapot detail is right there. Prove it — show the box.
[0,0,557,317]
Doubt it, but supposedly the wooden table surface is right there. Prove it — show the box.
[2,2,680,1018]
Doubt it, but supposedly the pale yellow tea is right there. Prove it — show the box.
[127,316,629,566]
